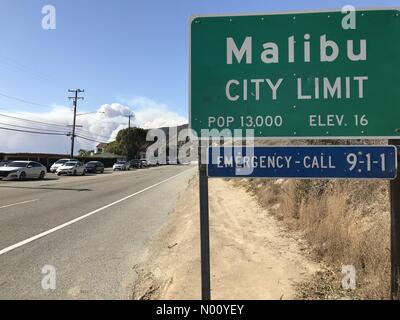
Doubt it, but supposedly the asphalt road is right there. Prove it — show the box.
[0,165,196,299]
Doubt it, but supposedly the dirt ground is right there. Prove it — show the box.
[132,176,321,300]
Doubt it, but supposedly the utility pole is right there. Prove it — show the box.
[389,139,400,300]
[126,114,134,129]
[125,114,134,160]
[68,89,84,159]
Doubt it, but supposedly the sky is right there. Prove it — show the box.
[0,0,398,154]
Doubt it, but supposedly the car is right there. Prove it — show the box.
[56,161,86,176]
[113,161,130,171]
[0,161,46,180]
[140,159,148,168]
[129,159,142,169]
[148,159,160,166]
[0,161,10,167]
[85,161,105,174]
[50,158,77,173]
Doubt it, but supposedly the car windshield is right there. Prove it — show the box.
[86,162,97,166]
[55,160,69,165]
[64,162,77,166]
[8,162,28,168]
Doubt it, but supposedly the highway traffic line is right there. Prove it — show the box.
[0,170,191,257]
[0,199,39,209]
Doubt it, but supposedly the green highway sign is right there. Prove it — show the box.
[190,9,400,138]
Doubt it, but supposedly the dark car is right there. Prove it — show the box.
[129,159,142,169]
[85,161,105,174]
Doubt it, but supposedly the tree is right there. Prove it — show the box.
[104,141,122,155]
[105,127,148,159]
[79,149,94,157]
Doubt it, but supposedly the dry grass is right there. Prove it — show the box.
[236,178,391,299]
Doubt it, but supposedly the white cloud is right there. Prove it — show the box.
[121,96,187,129]
[98,103,133,118]
[0,97,188,154]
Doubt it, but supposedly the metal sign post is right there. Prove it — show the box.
[389,139,400,300]
[198,146,211,300]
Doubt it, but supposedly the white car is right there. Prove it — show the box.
[113,161,130,171]
[50,158,76,173]
[56,161,86,176]
[140,159,148,167]
[0,161,46,180]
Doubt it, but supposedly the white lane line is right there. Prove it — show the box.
[0,170,191,257]
[0,199,39,209]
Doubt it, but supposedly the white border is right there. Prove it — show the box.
[188,7,400,140]
[206,144,398,180]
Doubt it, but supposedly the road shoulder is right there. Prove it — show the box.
[132,176,321,300]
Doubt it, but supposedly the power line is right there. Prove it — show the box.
[0,91,54,110]
[0,126,68,136]
[0,61,57,86]
[74,124,112,138]
[75,128,111,140]
[0,111,112,141]
[0,124,109,144]
[0,122,69,134]
[0,113,68,129]
[9,108,132,127]
[0,54,64,85]
[0,107,110,134]
[82,113,129,125]
[0,110,113,145]
[0,106,72,124]
[75,134,108,144]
